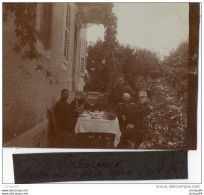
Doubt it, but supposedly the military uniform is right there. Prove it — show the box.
[69,98,91,129]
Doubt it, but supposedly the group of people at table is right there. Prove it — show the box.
[54,77,151,148]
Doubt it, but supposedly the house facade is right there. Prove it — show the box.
[3,3,93,147]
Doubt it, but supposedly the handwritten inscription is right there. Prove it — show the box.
[21,154,132,180]
[13,152,186,183]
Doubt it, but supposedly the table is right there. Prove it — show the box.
[74,117,121,147]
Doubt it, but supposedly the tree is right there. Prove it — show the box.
[120,46,159,90]
[85,41,160,92]
[141,41,189,149]
[85,40,111,92]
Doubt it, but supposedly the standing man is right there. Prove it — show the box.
[108,76,136,107]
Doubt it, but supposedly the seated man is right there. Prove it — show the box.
[70,91,91,128]
[70,91,91,114]
[54,89,71,132]
[115,92,146,148]
[53,89,75,148]
[137,90,151,118]
[94,94,109,111]
[136,90,151,138]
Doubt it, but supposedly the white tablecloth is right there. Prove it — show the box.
[74,117,121,147]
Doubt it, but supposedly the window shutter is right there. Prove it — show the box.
[79,28,87,76]
[63,3,71,63]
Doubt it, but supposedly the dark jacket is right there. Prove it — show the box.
[54,99,71,131]
[109,85,136,107]
[115,102,150,130]
[115,102,138,129]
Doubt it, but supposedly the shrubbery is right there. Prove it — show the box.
[86,40,188,149]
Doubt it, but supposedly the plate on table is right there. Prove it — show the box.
[79,113,90,117]
[91,116,101,119]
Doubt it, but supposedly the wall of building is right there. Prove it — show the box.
[3,3,81,146]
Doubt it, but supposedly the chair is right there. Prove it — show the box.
[77,132,115,149]
[47,109,77,148]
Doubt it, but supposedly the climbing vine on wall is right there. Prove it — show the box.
[3,3,58,83]
[3,3,39,59]
[3,3,118,85]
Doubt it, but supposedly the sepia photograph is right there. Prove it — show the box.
[2,2,198,150]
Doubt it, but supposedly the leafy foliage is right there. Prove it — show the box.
[3,3,58,84]
[101,3,121,86]
[120,46,159,90]
[140,41,188,149]
[3,3,117,85]
[3,3,40,60]
[86,40,188,149]
[85,41,159,91]
[85,40,111,91]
